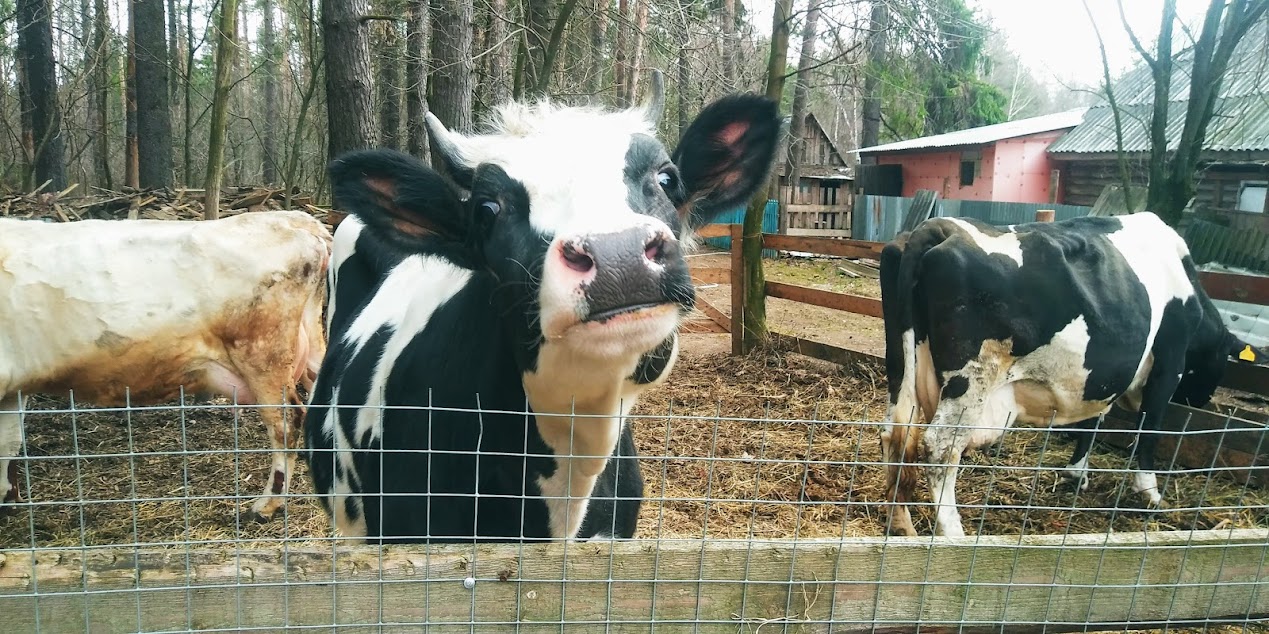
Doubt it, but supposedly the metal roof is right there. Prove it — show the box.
[1049,20,1269,156]
[854,108,1089,155]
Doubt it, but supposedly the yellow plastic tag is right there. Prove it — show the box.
[1240,345,1257,362]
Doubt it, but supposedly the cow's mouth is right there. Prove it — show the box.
[584,302,667,323]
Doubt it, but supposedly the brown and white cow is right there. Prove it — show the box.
[0,210,330,521]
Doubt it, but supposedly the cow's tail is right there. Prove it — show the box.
[879,234,919,536]
[878,221,955,536]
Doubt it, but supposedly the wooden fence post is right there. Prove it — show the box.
[730,223,744,356]
[1036,209,1056,223]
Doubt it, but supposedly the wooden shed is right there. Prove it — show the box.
[854,108,1088,206]
[778,113,854,236]
[1047,21,1269,233]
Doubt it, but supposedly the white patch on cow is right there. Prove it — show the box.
[1132,471,1161,505]
[326,216,365,332]
[351,256,472,446]
[441,101,658,237]
[1062,454,1090,490]
[1103,213,1195,379]
[524,332,664,539]
[946,218,1024,266]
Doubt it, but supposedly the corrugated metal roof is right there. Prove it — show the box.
[1048,19,1269,155]
[855,108,1089,154]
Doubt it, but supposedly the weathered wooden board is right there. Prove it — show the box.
[765,282,884,318]
[762,234,885,260]
[770,333,882,369]
[696,223,731,239]
[1200,270,1269,305]
[3,531,1267,633]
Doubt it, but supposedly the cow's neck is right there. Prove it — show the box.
[521,338,647,539]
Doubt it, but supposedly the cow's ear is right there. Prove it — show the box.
[329,149,470,247]
[670,94,782,229]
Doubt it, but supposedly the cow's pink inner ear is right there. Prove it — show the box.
[715,121,750,146]
[363,176,451,239]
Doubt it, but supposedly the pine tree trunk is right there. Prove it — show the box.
[135,0,173,188]
[17,0,67,190]
[323,0,377,159]
[377,19,403,149]
[429,0,474,145]
[613,0,628,107]
[721,0,736,89]
[261,0,280,184]
[626,0,648,103]
[675,15,689,139]
[167,0,178,107]
[91,0,112,188]
[405,0,430,159]
[785,0,821,232]
[859,0,888,149]
[487,0,511,105]
[124,5,138,189]
[587,0,606,99]
[183,0,193,181]
[203,0,239,219]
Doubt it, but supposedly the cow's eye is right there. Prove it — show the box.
[656,168,678,192]
[480,200,501,215]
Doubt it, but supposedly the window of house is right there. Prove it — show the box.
[960,150,981,187]
[1237,181,1267,213]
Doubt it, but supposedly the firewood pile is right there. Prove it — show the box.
[0,182,340,231]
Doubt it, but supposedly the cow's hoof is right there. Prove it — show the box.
[246,502,279,524]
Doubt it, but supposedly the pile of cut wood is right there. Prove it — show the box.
[0,182,338,231]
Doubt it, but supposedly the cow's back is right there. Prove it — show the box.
[0,212,331,401]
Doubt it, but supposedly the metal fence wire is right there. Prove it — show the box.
[1,393,1268,633]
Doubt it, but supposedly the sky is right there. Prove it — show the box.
[749,0,1212,90]
[969,0,1211,88]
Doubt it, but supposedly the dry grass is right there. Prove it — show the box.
[3,345,1267,550]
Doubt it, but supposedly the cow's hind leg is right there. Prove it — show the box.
[248,383,303,522]
[0,395,25,517]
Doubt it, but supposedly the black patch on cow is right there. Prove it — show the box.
[471,164,549,374]
[625,134,683,234]
[630,335,676,384]
[942,375,969,400]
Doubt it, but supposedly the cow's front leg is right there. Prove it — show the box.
[921,422,970,538]
[1060,416,1100,492]
[1129,346,1187,509]
[0,395,24,517]
[925,456,966,537]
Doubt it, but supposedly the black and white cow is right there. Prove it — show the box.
[878,212,1266,537]
[304,82,780,543]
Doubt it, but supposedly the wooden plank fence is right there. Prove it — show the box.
[4,531,1269,632]
[1186,218,1269,274]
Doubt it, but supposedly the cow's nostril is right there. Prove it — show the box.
[561,243,594,273]
[644,236,665,263]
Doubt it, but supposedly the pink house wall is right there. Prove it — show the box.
[873,130,1070,204]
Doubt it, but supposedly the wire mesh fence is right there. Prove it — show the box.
[1,383,1268,632]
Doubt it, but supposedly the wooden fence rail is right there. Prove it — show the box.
[4,531,1268,632]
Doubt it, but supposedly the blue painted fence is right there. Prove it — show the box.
[852,195,1094,243]
[703,199,779,258]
